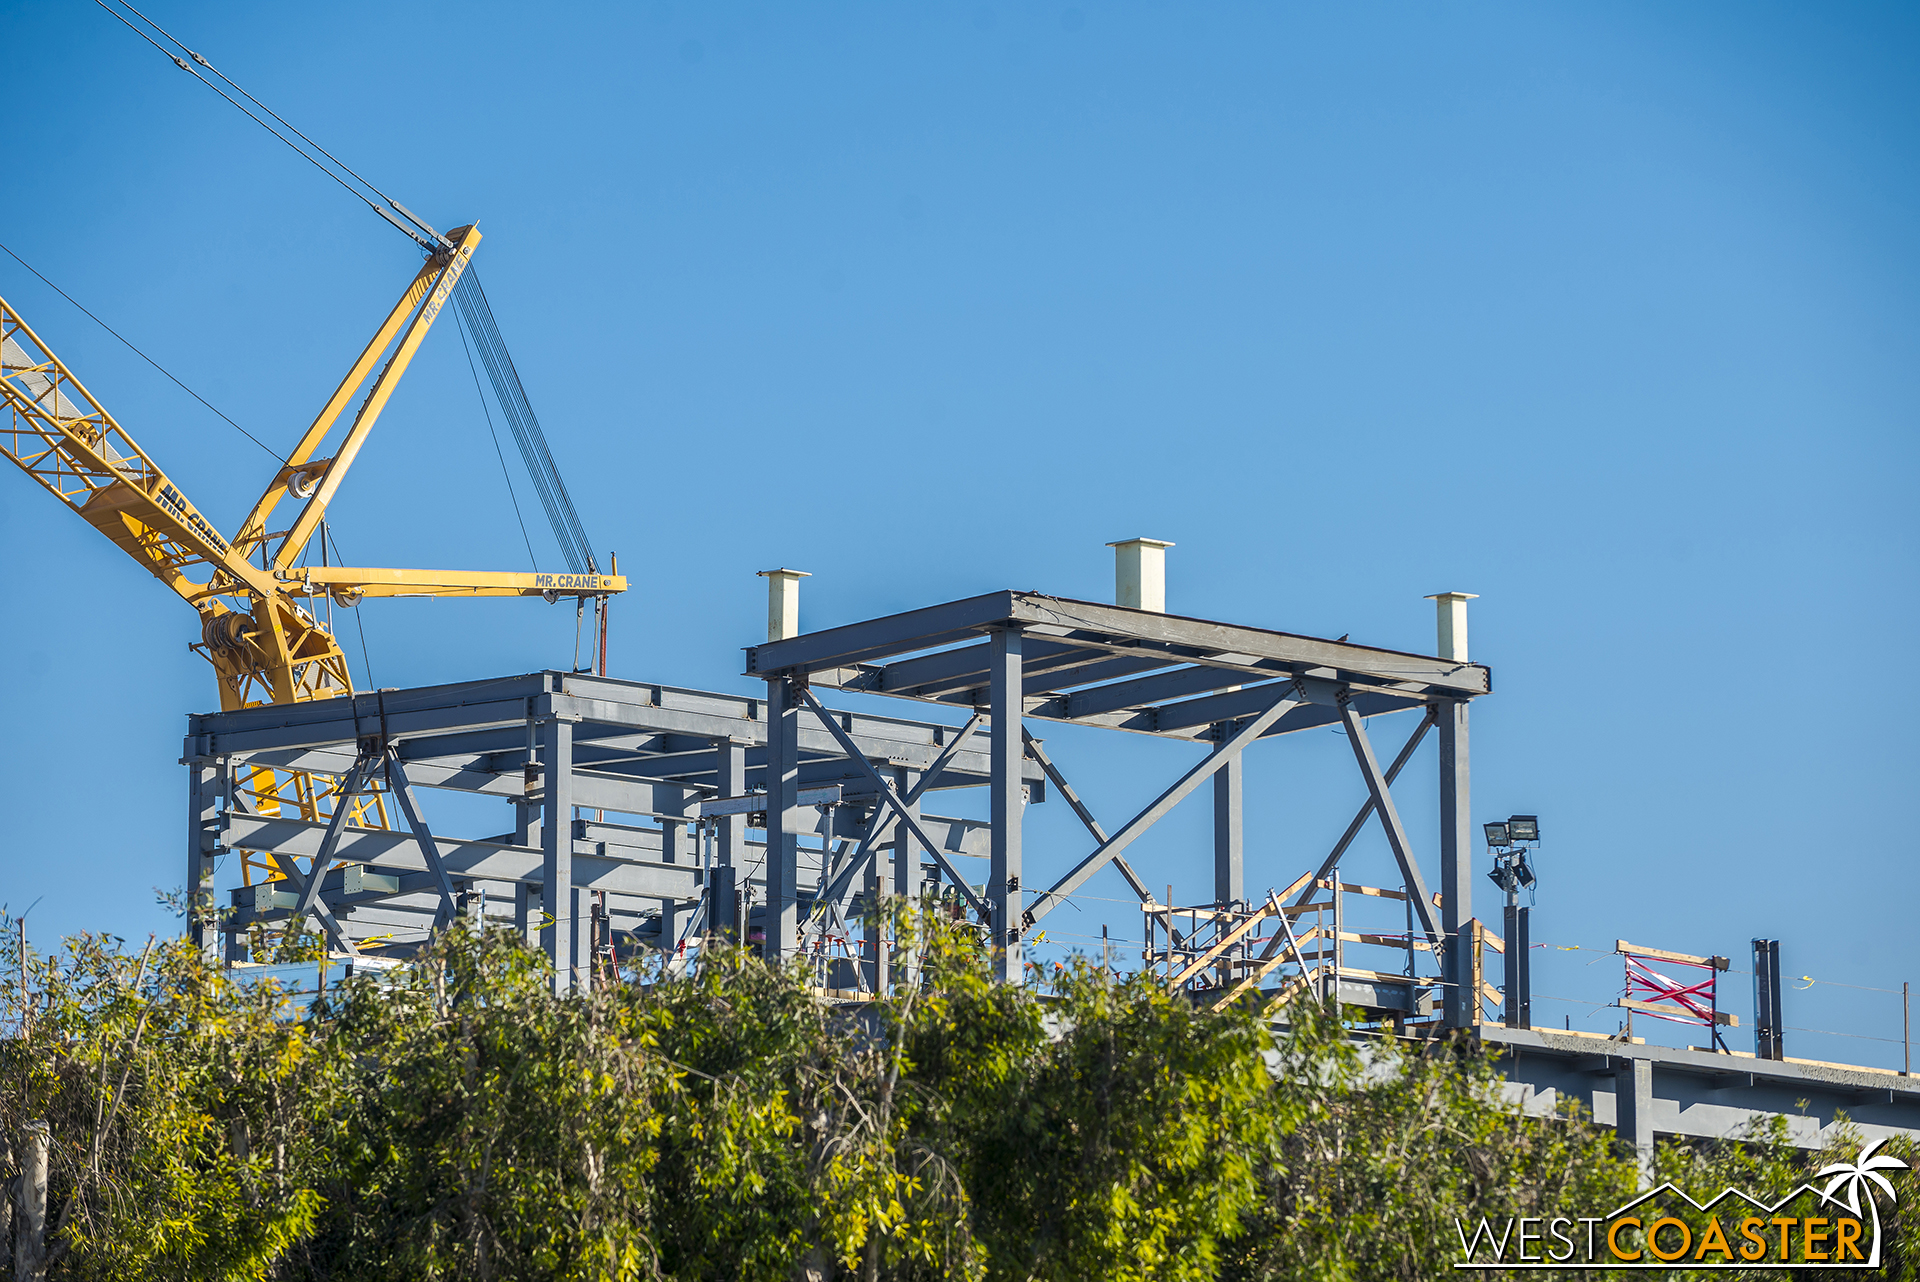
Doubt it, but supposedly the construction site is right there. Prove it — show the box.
[3,1,1917,1228]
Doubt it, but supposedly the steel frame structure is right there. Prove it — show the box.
[182,589,1920,1154]
[747,590,1488,1018]
[187,671,1042,992]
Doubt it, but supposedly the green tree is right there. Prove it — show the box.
[297,925,668,1281]
[1221,1009,1638,1282]
[0,930,329,1281]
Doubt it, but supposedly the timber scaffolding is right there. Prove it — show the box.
[184,574,1920,1159]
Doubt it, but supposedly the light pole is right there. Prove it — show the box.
[1485,815,1539,1028]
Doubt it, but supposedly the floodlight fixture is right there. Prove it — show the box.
[1484,821,1510,848]
[1514,854,1536,888]
[1487,867,1515,893]
[1507,815,1539,843]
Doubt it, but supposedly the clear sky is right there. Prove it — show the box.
[3,2,1915,1067]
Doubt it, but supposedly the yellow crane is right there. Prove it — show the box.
[0,225,624,891]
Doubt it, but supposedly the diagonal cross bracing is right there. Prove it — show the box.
[1339,702,1442,945]
[805,713,984,923]
[1289,710,1434,907]
[1023,685,1304,927]
[287,756,377,928]
[795,687,988,919]
[382,749,462,930]
[1019,728,1155,907]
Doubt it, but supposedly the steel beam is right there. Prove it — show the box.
[1064,662,1259,720]
[748,591,1490,697]
[747,592,1019,674]
[1023,652,1169,695]
[223,813,703,898]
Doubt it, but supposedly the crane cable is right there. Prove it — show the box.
[92,0,442,251]
[450,270,601,577]
[453,304,541,573]
[0,239,281,462]
[94,0,606,577]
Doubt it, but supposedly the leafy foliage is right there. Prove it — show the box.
[0,915,1910,1281]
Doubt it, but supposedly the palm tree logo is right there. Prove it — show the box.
[1815,1137,1909,1263]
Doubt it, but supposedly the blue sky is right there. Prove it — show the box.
[2,2,1915,1067]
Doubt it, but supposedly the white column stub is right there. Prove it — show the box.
[1107,537,1174,613]
[758,568,811,641]
[1424,591,1478,661]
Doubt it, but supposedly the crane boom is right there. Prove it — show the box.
[3,227,627,927]
[0,227,624,713]
[0,299,266,603]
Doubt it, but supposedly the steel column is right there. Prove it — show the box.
[893,765,922,903]
[764,676,803,961]
[540,716,575,993]
[1437,698,1474,1027]
[514,881,537,947]
[988,627,1024,984]
[864,841,888,993]
[1754,938,1784,1060]
[1504,904,1531,1028]
[186,758,222,964]
[1212,725,1244,906]
[1615,1057,1655,1187]
[514,798,540,947]
[658,785,687,953]
[712,737,746,939]
[893,765,920,984]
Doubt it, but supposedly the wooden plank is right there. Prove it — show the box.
[1343,931,1434,953]
[1209,928,1321,1009]
[1317,879,1409,902]
[1168,892,1282,988]
[1621,997,1739,1027]
[1469,919,1486,1027]
[1616,939,1730,971]
[1271,870,1317,905]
